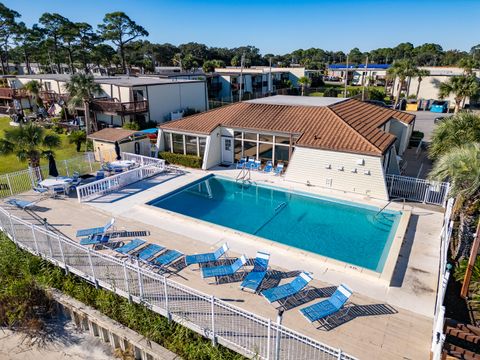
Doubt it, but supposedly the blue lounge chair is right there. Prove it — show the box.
[33,186,49,194]
[299,284,353,325]
[80,234,112,246]
[250,160,261,171]
[76,218,115,238]
[240,252,270,293]
[261,272,312,305]
[153,250,183,268]
[137,244,165,261]
[202,255,248,282]
[6,198,38,210]
[274,163,284,176]
[115,238,146,255]
[236,157,247,169]
[246,158,255,169]
[263,161,273,173]
[185,243,229,266]
[95,171,105,180]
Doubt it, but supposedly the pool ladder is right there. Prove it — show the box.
[236,165,253,185]
[373,197,406,219]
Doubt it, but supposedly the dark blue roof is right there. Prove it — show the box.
[328,64,390,70]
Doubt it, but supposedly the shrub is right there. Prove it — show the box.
[123,121,140,130]
[52,125,64,134]
[368,88,386,101]
[159,152,202,168]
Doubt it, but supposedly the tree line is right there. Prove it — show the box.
[1,2,480,76]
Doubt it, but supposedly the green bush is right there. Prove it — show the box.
[159,152,202,168]
[52,125,64,134]
[123,121,140,130]
[323,87,339,97]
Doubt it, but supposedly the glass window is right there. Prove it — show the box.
[234,139,242,161]
[258,142,273,164]
[164,133,171,152]
[185,136,198,156]
[259,133,273,142]
[234,131,242,139]
[275,145,290,165]
[275,135,290,145]
[172,133,184,154]
[244,132,257,141]
[243,141,257,160]
[199,137,206,159]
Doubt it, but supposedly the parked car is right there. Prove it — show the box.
[434,115,453,124]
[430,100,449,113]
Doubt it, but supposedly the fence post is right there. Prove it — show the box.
[43,218,54,258]
[211,295,217,346]
[274,310,284,360]
[388,175,394,197]
[123,260,131,302]
[163,275,171,321]
[5,173,13,196]
[266,319,271,360]
[88,152,93,173]
[8,212,16,240]
[137,259,144,299]
[28,166,36,188]
[64,160,69,177]
[57,234,68,275]
[337,349,343,360]
[31,223,40,253]
[87,249,98,288]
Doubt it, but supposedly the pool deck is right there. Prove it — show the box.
[2,167,444,360]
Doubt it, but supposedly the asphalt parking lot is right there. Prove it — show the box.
[409,110,442,142]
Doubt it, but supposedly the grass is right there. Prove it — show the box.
[0,116,81,174]
[0,233,246,360]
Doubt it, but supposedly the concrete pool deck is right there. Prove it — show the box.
[1,167,445,359]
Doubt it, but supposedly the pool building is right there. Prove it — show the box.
[158,95,415,200]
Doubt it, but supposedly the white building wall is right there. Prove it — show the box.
[285,147,389,200]
[204,128,222,169]
[146,82,207,123]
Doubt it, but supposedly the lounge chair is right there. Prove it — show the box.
[137,244,165,261]
[251,160,261,171]
[114,238,146,255]
[299,284,352,325]
[33,186,49,194]
[95,171,105,180]
[152,250,183,269]
[76,218,115,238]
[263,161,273,173]
[240,252,270,293]
[185,243,229,266]
[6,198,39,210]
[246,158,255,169]
[236,157,247,169]
[202,255,248,283]
[274,163,284,176]
[261,272,312,305]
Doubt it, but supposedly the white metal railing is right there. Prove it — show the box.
[431,197,454,359]
[0,153,98,198]
[76,162,165,202]
[386,174,450,207]
[0,206,356,360]
[121,152,164,167]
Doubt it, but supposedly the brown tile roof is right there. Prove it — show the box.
[88,128,140,143]
[160,98,416,156]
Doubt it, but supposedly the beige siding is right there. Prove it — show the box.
[285,147,389,200]
[93,138,151,161]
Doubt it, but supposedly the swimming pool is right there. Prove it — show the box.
[149,176,401,272]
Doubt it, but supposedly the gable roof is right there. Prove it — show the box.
[159,98,415,156]
[88,128,141,143]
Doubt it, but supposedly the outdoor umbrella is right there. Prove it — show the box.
[114,141,122,160]
[48,154,59,178]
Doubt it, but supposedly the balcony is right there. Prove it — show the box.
[39,91,70,103]
[90,99,149,115]
[0,88,28,99]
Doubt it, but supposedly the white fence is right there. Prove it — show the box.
[0,206,356,360]
[76,161,166,202]
[430,197,454,359]
[0,153,99,198]
[386,174,450,207]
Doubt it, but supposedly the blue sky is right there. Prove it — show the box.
[3,0,479,54]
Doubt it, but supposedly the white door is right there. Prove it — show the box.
[221,137,234,164]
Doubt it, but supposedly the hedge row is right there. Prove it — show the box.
[159,151,203,168]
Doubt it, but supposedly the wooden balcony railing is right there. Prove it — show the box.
[39,91,70,103]
[90,99,148,115]
[0,88,28,99]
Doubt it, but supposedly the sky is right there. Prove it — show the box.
[3,0,479,55]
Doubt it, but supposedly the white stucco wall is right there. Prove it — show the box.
[204,128,222,169]
[284,146,389,200]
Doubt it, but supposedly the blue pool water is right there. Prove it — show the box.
[149,176,401,272]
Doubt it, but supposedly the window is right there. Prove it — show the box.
[172,134,184,154]
[244,132,257,141]
[258,142,273,164]
[164,133,172,152]
[259,134,273,142]
[234,131,242,139]
[275,145,290,165]
[44,82,52,90]
[243,141,257,160]
[199,137,206,159]
[275,136,290,145]
[234,139,242,161]
[185,136,198,155]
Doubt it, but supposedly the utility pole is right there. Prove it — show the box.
[361,55,369,101]
[239,53,245,101]
[344,55,349,98]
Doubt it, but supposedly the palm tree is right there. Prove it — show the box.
[387,59,416,107]
[64,73,101,135]
[439,75,480,113]
[68,130,86,152]
[428,112,480,159]
[297,76,311,96]
[0,123,61,169]
[23,80,43,108]
[414,69,430,99]
[458,58,480,75]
